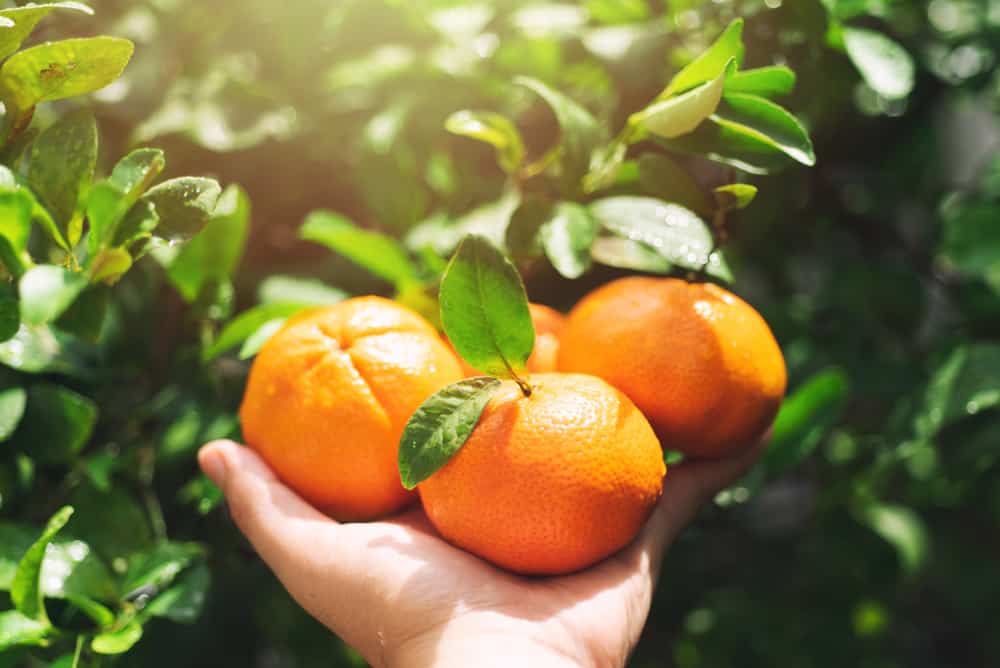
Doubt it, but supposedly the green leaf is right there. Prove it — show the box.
[140,177,222,241]
[445,110,525,174]
[108,148,167,200]
[635,59,734,140]
[716,93,816,166]
[91,621,143,655]
[439,236,534,377]
[64,595,114,628]
[765,368,850,475]
[144,562,209,623]
[19,266,88,326]
[939,203,1000,281]
[0,387,26,441]
[11,506,73,622]
[860,503,929,574]
[123,542,203,595]
[0,324,95,376]
[398,377,502,489]
[0,3,94,61]
[588,196,727,275]
[0,188,34,277]
[724,66,797,97]
[258,276,347,306]
[300,211,420,289]
[515,76,604,187]
[65,485,151,561]
[657,115,798,174]
[0,610,49,651]
[662,19,744,97]
[88,248,132,285]
[917,344,1000,437]
[590,236,672,274]
[27,110,97,241]
[0,37,134,111]
[540,202,598,280]
[714,184,758,210]
[0,295,18,342]
[637,153,713,216]
[842,27,915,100]
[86,148,166,254]
[165,185,250,302]
[239,319,286,360]
[203,302,305,362]
[13,384,98,464]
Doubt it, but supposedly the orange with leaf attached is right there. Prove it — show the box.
[558,277,786,458]
[240,297,463,520]
[417,373,665,575]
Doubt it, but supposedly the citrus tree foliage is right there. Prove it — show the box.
[2,1,1000,666]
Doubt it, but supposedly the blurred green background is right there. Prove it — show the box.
[2,0,1000,666]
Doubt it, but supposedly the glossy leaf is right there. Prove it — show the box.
[591,236,672,274]
[445,110,525,174]
[87,148,166,254]
[540,202,598,280]
[842,27,915,100]
[27,110,97,235]
[0,3,94,61]
[725,66,797,97]
[91,621,143,655]
[11,506,73,622]
[0,188,34,276]
[0,324,95,376]
[636,60,733,139]
[0,387,26,441]
[0,37,134,111]
[439,235,534,377]
[203,302,305,361]
[19,266,88,326]
[637,153,713,215]
[398,377,502,489]
[239,319,286,360]
[258,276,347,306]
[717,93,816,166]
[300,211,420,289]
[765,368,850,475]
[14,384,98,464]
[144,563,210,623]
[658,115,798,174]
[661,19,743,97]
[0,610,49,651]
[714,184,758,210]
[917,344,1000,437]
[861,504,929,574]
[123,542,203,595]
[141,177,222,241]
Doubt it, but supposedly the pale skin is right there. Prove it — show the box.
[198,437,767,668]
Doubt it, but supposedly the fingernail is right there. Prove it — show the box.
[199,449,228,487]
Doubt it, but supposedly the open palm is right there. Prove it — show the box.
[198,439,765,668]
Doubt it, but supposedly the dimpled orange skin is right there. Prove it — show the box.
[240,297,463,521]
[558,277,787,459]
[454,303,566,376]
[418,373,665,576]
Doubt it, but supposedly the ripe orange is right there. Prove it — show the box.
[418,373,665,575]
[558,277,786,458]
[240,296,463,520]
[453,303,566,376]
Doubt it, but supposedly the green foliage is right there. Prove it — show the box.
[2,0,1000,666]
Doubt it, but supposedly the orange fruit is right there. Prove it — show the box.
[240,296,463,520]
[558,277,786,458]
[418,373,665,575]
[453,303,566,376]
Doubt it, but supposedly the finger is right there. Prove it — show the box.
[638,435,769,563]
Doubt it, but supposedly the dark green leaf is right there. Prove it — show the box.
[123,542,203,595]
[27,110,97,235]
[300,211,420,289]
[860,503,929,574]
[0,323,95,376]
[439,235,534,377]
[19,266,88,326]
[398,377,502,489]
[590,236,672,274]
[917,344,1000,437]
[13,384,98,464]
[0,37,134,111]
[634,60,733,140]
[842,27,915,100]
[65,485,152,561]
[203,302,305,362]
[765,368,850,475]
[140,177,222,241]
[0,387,26,441]
[0,3,94,61]
[91,621,143,655]
[0,295,20,342]
[588,196,727,275]
[714,184,758,210]
[87,149,167,254]
[505,196,551,256]
[515,76,604,187]
[0,610,49,651]
[716,93,816,166]
[165,185,250,301]
[939,203,1000,281]
[657,115,798,174]
[11,506,73,622]
[64,595,114,627]
[661,19,743,97]
[637,153,713,215]
[0,525,116,603]
[445,110,525,174]
[144,563,210,623]
[540,202,598,280]
[724,66,797,97]
[54,286,109,343]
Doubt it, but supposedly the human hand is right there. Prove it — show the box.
[198,438,766,668]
